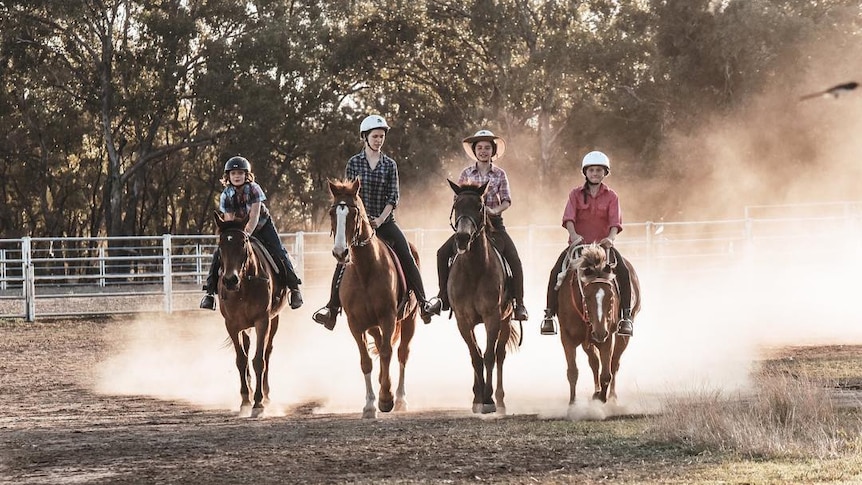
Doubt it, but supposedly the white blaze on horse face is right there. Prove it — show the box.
[333,204,349,255]
[595,287,607,328]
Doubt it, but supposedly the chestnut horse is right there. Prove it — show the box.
[215,213,288,417]
[447,180,520,414]
[557,244,641,407]
[327,179,418,419]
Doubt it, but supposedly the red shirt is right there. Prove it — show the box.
[561,183,623,244]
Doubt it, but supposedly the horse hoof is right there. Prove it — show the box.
[472,404,483,414]
[482,404,497,414]
[393,400,408,412]
[379,399,394,413]
[251,406,265,418]
[362,408,377,419]
[496,406,506,416]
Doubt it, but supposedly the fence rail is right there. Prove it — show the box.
[2,201,861,321]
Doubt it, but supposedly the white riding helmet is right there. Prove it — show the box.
[581,150,610,174]
[461,129,507,162]
[359,115,390,138]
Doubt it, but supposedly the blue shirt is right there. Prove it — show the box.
[346,151,400,222]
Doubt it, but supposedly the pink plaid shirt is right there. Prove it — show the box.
[457,163,512,210]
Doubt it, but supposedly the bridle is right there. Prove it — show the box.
[219,227,252,286]
[332,200,374,248]
[449,191,487,247]
[570,270,617,342]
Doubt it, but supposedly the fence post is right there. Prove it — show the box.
[98,246,106,287]
[22,237,35,322]
[162,234,173,314]
[0,248,6,291]
[294,231,305,281]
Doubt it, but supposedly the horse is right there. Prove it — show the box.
[556,243,641,407]
[327,178,418,419]
[214,213,289,417]
[446,180,520,414]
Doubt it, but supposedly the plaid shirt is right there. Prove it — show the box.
[457,163,512,210]
[219,182,270,230]
[346,151,400,222]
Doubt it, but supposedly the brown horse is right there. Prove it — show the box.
[446,180,520,414]
[215,213,288,417]
[327,179,418,419]
[557,244,641,407]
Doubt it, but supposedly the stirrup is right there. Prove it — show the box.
[426,297,444,316]
[513,303,529,321]
[312,307,337,330]
[617,318,633,337]
[289,289,303,309]
[540,310,557,335]
[419,301,434,324]
[199,294,216,311]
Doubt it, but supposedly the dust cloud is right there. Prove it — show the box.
[96,35,862,419]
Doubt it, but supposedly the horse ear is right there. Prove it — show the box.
[327,179,338,197]
[448,179,461,193]
[349,178,361,196]
[478,181,489,195]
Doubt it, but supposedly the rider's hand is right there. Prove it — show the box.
[599,237,615,249]
[569,235,584,247]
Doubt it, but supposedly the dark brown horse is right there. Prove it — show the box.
[557,244,641,407]
[446,180,520,414]
[327,179,418,419]
[215,213,288,417]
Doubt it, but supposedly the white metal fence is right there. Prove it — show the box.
[2,201,861,321]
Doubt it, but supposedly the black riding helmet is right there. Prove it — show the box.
[224,156,251,173]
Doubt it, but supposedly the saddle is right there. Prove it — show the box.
[248,237,286,307]
[380,241,412,319]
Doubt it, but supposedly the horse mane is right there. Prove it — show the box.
[576,244,613,281]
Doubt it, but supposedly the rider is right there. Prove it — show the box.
[312,115,437,330]
[540,150,634,337]
[425,129,529,321]
[200,156,303,311]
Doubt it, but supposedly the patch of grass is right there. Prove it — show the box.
[648,366,862,460]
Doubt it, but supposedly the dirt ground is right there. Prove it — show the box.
[1,314,859,485]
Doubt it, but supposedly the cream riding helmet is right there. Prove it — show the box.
[462,129,507,162]
[581,150,610,175]
[359,115,390,139]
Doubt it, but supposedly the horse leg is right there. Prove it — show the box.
[584,343,602,400]
[394,317,416,412]
[493,321,511,415]
[261,315,280,406]
[594,342,614,403]
[229,327,252,415]
[373,325,396,413]
[250,318,272,417]
[562,336,579,408]
[351,329,377,419]
[481,320,501,414]
[608,336,629,402]
[458,324,485,414]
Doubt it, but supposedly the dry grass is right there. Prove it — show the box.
[649,365,862,459]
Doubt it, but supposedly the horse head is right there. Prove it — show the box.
[214,211,252,292]
[449,179,489,254]
[576,244,618,343]
[328,178,373,263]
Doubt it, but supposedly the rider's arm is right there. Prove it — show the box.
[245,201,262,234]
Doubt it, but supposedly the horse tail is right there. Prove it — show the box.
[506,320,521,352]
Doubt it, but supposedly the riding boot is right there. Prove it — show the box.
[427,236,454,316]
[541,308,558,335]
[313,264,343,330]
[513,300,529,321]
[617,308,634,337]
[199,250,219,311]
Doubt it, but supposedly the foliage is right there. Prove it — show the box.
[0,0,858,236]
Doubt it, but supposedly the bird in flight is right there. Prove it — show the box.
[799,81,859,101]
